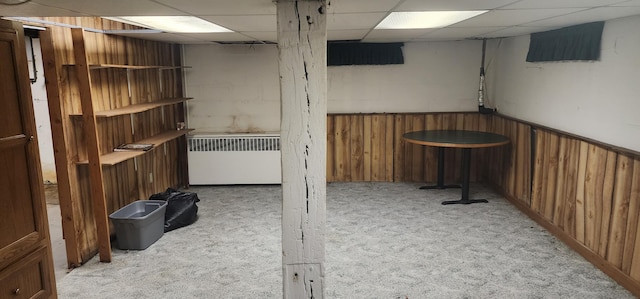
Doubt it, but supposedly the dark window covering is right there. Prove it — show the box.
[526,21,605,62]
[328,42,404,66]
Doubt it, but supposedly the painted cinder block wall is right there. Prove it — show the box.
[489,15,640,152]
[184,40,485,133]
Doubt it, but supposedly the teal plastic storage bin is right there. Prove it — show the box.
[109,200,167,250]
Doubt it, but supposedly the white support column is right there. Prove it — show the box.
[277,0,327,298]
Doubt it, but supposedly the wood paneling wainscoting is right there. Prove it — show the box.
[326,112,529,190]
[491,122,640,296]
[328,112,640,296]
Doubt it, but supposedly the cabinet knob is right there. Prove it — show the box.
[13,288,20,295]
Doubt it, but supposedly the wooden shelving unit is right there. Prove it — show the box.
[48,27,193,263]
[69,46,193,167]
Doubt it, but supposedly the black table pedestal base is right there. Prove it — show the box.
[442,199,488,205]
[420,148,461,190]
[439,148,489,205]
[403,130,510,207]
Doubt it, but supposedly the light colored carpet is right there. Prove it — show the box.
[56,182,633,298]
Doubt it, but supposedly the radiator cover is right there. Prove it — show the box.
[188,133,281,185]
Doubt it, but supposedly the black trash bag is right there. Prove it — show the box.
[148,188,178,201]
[149,188,200,232]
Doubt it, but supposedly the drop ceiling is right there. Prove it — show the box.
[2,0,640,44]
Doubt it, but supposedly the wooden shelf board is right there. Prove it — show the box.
[90,64,157,70]
[63,64,192,70]
[69,98,192,117]
[91,150,145,165]
[142,129,193,146]
[77,129,193,166]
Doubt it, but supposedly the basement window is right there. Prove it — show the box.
[328,42,404,66]
[526,21,604,62]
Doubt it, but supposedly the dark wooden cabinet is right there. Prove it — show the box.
[0,19,57,298]
[0,248,54,299]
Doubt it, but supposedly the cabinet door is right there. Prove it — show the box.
[0,247,52,299]
[0,19,56,297]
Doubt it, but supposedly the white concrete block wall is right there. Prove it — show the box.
[327,41,482,114]
[184,44,281,133]
[184,40,486,133]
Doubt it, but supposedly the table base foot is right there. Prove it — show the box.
[419,184,461,190]
[441,199,488,205]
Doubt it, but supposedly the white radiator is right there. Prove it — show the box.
[187,133,281,185]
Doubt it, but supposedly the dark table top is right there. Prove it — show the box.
[402,130,510,148]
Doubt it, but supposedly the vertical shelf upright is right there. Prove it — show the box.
[70,28,112,262]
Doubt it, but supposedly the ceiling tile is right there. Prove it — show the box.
[33,0,186,16]
[242,30,372,43]
[201,15,276,32]
[7,0,640,44]
[501,0,627,9]
[106,32,212,43]
[236,31,278,43]
[363,28,437,42]
[181,32,265,43]
[396,0,520,11]
[360,37,410,43]
[1,2,84,16]
[327,30,370,41]
[612,0,640,6]
[410,36,467,42]
[524,6,640,27]
[327,0,401,13]
[478,26,560,38]
[451,8,585,27]
[327,13,386,30]
[417,27,507,40]
[154,0,275,15]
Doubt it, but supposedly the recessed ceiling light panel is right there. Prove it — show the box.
[110,16,232,33]
[375,11,487,29]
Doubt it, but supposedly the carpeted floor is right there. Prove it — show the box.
[56,182,633,298]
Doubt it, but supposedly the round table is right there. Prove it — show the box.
[402,130,510,205]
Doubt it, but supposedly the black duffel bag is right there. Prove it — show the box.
[149,188,200,232]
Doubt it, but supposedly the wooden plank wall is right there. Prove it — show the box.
[40,17,186,266]
[327,114,394,182]
[475,115,640,295]
[521,128,640,293]
[326,112,505,184]
[479,115,532,205]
